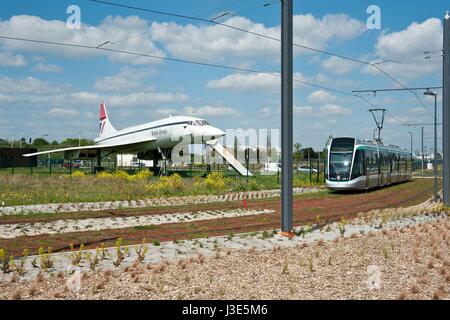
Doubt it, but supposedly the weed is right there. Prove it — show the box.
[135,239,149,263]
[0,248,11,273]
[308,257,315,272]
[13,249,29,276]
[113,238,126,267]
[98,243,109,260]
[37,247,53,271]
[85,250,100,271]
[68,243,85,266]
[383,246,390,259]
[338,218,346,237]
[282,257,289,274]
[152,240,161,247]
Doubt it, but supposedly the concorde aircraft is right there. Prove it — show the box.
[23,101,235,173]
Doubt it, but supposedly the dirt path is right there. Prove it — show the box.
[0,179,434,256]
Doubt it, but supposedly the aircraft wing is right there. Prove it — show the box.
[23,137,157,158]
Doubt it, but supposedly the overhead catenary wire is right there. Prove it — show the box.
[0,34,352,97]
[371,64,434,118]
[102,2,280,46]
[213,0,281,20]
[0,32,393,128]
[89,0,435,120]
[192,0,251,19]
[0,34,417,132]
[89,0,373,66]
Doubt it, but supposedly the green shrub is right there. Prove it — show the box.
[145,174,185,195]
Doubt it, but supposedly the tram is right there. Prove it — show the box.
[326,137,412,191]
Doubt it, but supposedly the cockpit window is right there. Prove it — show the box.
[188,120,209,126]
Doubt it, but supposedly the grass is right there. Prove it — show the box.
[0,171,323,206]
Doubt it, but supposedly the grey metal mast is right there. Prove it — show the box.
[281,0,293,235]
[368,108,386,144]
[443,11,450,205]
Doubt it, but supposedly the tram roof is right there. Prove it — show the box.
[331,137,410,153]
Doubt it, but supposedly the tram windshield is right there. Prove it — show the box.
[329,152,353,181]
[328,138,355,181]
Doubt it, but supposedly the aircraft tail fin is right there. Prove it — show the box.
[98,101,117,139]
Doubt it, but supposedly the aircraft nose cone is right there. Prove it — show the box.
[200,126,225,142]
[213,128,226,137]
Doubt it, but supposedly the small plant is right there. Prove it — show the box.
[85,250,100,271]
[135,239,149,263]
[282,257,289,274]
[98,243,109,260]
[68,244,85,266]
[261,230,272,239]
[383,246,390,259]
[113,238,126,267]
[338,218,346,237]
[152,240,160,247]
[315,249,320,258]
[0,248,11,273]
[71,171,85,178]
[308,256,315,272]
[14,249,29,276]
[37,247,53,271]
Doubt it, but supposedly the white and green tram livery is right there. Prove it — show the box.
[326,137,412,191]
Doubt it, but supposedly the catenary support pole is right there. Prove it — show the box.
[280,0,293,236]
[421,126,424,172]
[434,93,438,202]
[443,11,450,205]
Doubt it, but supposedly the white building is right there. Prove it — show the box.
[117,154,153,168]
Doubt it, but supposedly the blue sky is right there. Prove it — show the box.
[0,0,447,153]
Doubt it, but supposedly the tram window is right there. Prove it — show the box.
[364,149,377,174]
[351,149,364,179]
[399,154,406,172]
[381,151,389,172]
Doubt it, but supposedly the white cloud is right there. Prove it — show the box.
[48,107,79,117]
[206,72,306,92]
[153,108,180,118]
[68,92,101,105]
[0,76,188,110]
[0,15,165,65]
[109,92,188,108]
[257,107,272,118]
[0,94,16,104]
[184,106,238,117]
[95,69,148,93]
[366,18,443,79]
[0,51,27,67]
[308,90,338,104]
[32,62,62,72]
[321,56,357,75]
[151,14,365,62]
[0,76,69,95]
[294,105,313,114]
[320,104,352,115]
[410,107,427,115]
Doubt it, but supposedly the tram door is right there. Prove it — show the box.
[387,153,392,184]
